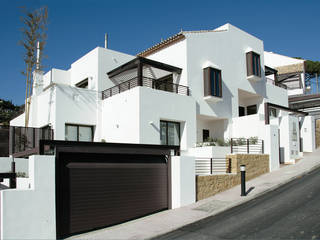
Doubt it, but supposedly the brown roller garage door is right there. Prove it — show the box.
[52,141,174,239]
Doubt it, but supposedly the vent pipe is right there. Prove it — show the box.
[36,41,40,70]
[105,33,108,49]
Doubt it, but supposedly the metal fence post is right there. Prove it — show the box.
[210,158,213,175]
[10,161,16,189]
[240,165,246,196]
[262,140,264,154]
[231,138,233,154]
[247,139,249,154]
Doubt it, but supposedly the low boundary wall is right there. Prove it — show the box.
[196,154,269,200]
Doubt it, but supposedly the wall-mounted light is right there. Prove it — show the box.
[149,121,154,125]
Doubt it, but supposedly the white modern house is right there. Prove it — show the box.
[3,23,316,239]
[11,23,315,166]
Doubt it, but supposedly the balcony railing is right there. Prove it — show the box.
[230,138,264,154]
[9,126,54,157]
[102,77,190,100]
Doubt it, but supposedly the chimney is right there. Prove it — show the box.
[33,41,44,95]
[36,41,40,70]
[105,33,108,49]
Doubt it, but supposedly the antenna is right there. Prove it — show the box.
[36,41,40,70]
[105,33,108,48]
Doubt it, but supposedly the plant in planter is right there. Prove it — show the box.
[249,136,258,144]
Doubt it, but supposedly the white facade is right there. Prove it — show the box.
[10,23,315,166]
[8,24,316,232]
[0,155,56,240]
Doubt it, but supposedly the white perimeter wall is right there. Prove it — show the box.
[0,155,56,240]
[264,125,280,171]
[171,156,195,208]
[300,116,316,152]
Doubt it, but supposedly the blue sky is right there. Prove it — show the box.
[1,0,320,105]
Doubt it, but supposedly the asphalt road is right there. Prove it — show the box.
[154,167,320,240]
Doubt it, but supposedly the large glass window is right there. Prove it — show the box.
[246,51,261,77]
[65,124,93,142]
[203,67,222,98]
[160,120,180,146]
[246,105,257,115]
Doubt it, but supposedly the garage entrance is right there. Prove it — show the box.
[43,141,177,239]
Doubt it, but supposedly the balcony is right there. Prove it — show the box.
[102,77,189,99]
[102,56,189,100]
[9,126,54,157]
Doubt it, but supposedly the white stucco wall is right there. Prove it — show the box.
[300,116,316,152]
[102,86,197,149]
[102,87,141,143]
[171,156,195,209]
[0,155,56,240]
[279,115,300,163]
[139,87,196,150]
[187,146,231,158]
[231,114,266,139]
[264,125,280,171]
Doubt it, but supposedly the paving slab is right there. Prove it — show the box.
[68,148,320,240]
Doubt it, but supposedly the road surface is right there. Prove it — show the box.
[154,167,320,240]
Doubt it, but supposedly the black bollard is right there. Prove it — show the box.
[240,165,246,196]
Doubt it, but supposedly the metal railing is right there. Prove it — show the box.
[102,77,190,100]
[230,138,264,154]
[195,157,229,175]
[9,126,54,157]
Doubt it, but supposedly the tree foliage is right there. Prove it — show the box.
[19,6,48,127]
[0,99,24,125]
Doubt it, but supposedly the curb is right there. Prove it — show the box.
[148,162,320,240]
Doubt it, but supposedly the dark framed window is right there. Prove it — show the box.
[65,124,93,142]
[160,120,180,146]
[246,51,261,77]
[247,105,257,115]
[203,129,210,142]
[203,67,222,97]
[239,106,245,117]
[76,78,89,88]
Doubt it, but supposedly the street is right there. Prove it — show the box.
[154,167,320,240]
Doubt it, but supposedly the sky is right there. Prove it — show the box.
[1,0,320,105]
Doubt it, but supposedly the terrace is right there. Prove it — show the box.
[102,57,189,99]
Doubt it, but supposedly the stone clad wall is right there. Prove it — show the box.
[196,154,269,201]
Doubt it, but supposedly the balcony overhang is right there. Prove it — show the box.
[107,56,182,78]
[247,74,262,82]
[203,95,223,103]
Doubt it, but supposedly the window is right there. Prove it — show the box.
[65,124,93,142]
[76,78,89,88]
[203,67,222,97]
[203,129,210,142]
[160,120,180,146]
[239,106,245,117]
[269,108,277,118]
[246,105,257,115]
[246,51,261,77]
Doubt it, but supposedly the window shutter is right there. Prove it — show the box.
[246,52,253,76]
[203,68,211,97]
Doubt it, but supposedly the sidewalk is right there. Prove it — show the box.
[69,148,320,240]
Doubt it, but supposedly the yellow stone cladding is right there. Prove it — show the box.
[196,154,269,201]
